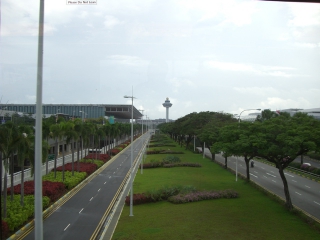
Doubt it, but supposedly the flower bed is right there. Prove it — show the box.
[7,181,66,202]
[42,171,87,190]
[3,195,50,232]
[1,220,9,239]
[168,189,239,204]
[84,153,110,162]
[163,163,202,168]
[110,148,121,155]
[56,162,97,176]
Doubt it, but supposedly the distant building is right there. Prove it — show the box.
[0,104,143,122]
[240,108,320,122]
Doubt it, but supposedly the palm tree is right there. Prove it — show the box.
[101,123,111,154]
[64,121,78,176]
[16,125,33,206]
[0,122,20,217]
[50,123,63,178]
[42,116,55,174]
[74,118,83,172]
[95,125,105,160]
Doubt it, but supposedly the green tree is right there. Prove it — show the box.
[255,113,320,209]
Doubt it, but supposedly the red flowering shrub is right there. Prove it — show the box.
[56,162,97,176]
[110,148,120,156]
[42,181,67,202]
[7,180,66,203]
[84,153,110,162]
[141,162,162,168]
[1,220,9,239]
[125,193,153,206]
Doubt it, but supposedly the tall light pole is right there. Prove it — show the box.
[138,109,144,174]
[79,111,85,122]
[236,108,261,182]
[35,0,45,238]
[124,88,136,217]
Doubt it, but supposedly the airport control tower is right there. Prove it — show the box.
[162,97,173,123]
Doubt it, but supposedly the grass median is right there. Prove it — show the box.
[112,137,320,240]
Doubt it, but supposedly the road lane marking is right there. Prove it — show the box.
[285,173,294,177]
[104,182,106,184]
[79,208,84,214]
[64,224,70,231]
[109,176,111,179]
[314,201,320,206]
[250,173,258,178]
[292,180,297,183]
[98,188,101,192]
[305,185,310,189]
[263,175,267,178]
[295,192,301,196]
[270,171,275,173]
[90,197,93,201]
[261,167,265,170]
[272,180,276,183]
[267,173,277,178]
[254,171,258,174]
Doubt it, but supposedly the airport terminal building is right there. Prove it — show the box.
[0,104,143,122]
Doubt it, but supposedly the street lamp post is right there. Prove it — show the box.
[138,109,144,174]
[124,89,136,217]
[79,111,85,122]
[236,108,261,182]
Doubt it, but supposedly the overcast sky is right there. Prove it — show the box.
[1,0,320,120]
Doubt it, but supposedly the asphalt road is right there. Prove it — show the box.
[200,148,320,221]
[23,134,150,240]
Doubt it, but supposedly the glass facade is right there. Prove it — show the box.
[0,104,105,119]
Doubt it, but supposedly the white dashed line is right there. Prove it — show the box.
[292,180,297,183]
[305,185,310,189]
[98,188,101,192]
[250,173,258,178]
[89,197,93,201]
[64,224,70,231]
[295,192,301,196]
[314,201,320,206]
[254,171,258,174]
[272,180,276,183]
[267,173,277,178]
[104,182,106,184]
[285,173,294,177]
[261,167,265,170]
[79,208,84,214]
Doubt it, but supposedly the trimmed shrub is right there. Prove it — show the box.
[163,163,202,168]
[56,162,97,176]
[125,193,154,206]
[8,180,66,203]
[84,153,110,162]
[162,155,181,164]
[168,189,239,204]
[141,162,162,168]
[80,159,104,168]
[3,195,50,231]
[43,171,87,190]
[110,148,120,155]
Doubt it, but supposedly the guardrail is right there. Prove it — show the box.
[286,166,320,181]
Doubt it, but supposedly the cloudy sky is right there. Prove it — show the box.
[1,0,320,120]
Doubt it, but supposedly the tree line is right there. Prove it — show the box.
[158,110,320,210]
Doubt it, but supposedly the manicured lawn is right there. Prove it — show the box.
[112,136,320,240]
